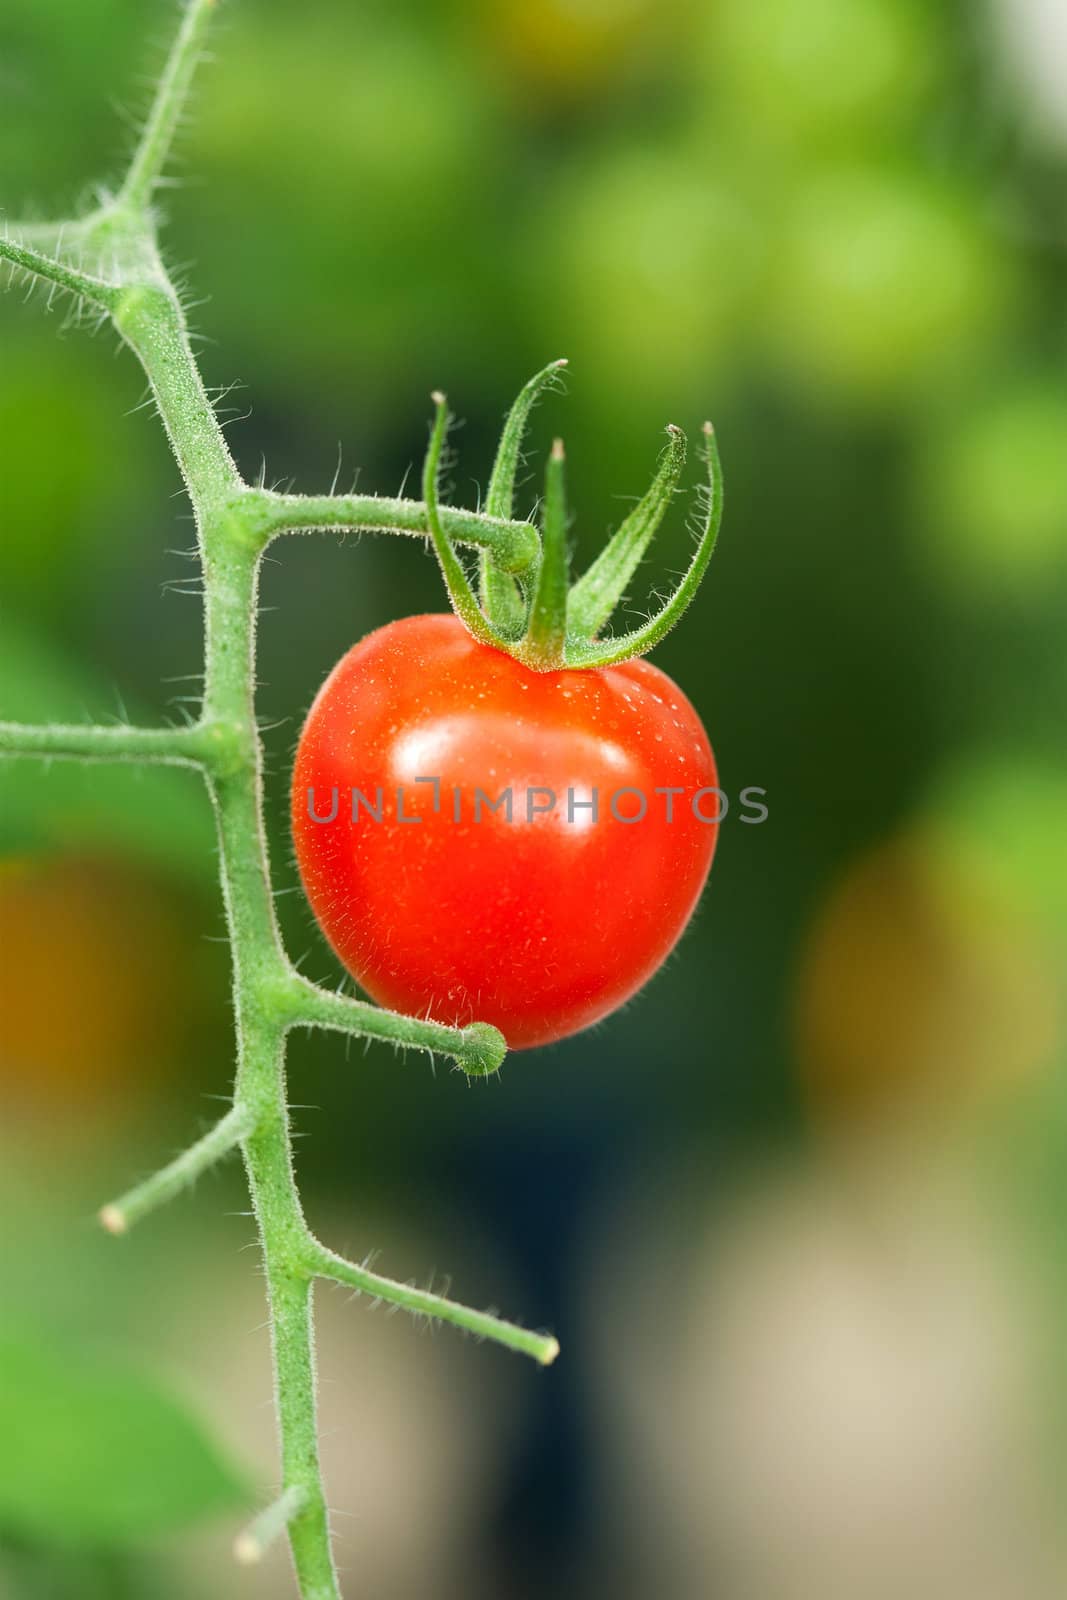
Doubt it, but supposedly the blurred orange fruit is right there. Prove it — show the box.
[795,832,1062,1124]
[0,854,192,1113]
[477,0,662,101]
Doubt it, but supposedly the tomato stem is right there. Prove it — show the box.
[99,1104,255,1234]
[307,1242,560,1365]
[116,0,219,213]
[251,487,540,574]
[0,235,119,311]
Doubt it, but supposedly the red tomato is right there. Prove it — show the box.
[291,614,717,1050]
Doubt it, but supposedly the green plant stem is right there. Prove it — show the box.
[0,236,118,307]
[259,490,540,574]
[309,1243,560,1366]
[100,1104,254,1234]
[117,0,220,211]
[0,7,557,1593]
[0,721,205,764]
[269,1274,335,1600]
[239,1018,338,1598]
[114,282,239,513]
[280,974,505,1074]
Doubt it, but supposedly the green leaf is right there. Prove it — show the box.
[0,1333,247,1547]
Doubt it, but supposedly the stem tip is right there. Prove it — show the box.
[551,436,565,461]
[99,1204,127,1236]
[233,1533,261,1566]
[539,1336,561,1367]
[461,1020,507,1075]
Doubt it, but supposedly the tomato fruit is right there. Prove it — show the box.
[291,614,718,1049]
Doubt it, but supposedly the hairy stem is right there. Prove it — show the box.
[0,236,118,307]
[200,501,339,1592]
[238,1015,338,1598]
[114,283,239,514]
[118,0,220,212]
[258,491,540,574]
[0,720,205,764]
[280,974,506,1074]
[310,1243,560,1366]
[100,1104,254,1234]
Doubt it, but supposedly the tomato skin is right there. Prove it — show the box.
[291,614,717,1050]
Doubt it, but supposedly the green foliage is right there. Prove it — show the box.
[769,167,1009,397]
[0,1333,245,1545]
[920,378,1067,593]
[707,0,938,147]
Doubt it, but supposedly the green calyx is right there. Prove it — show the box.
[423,362,724,672]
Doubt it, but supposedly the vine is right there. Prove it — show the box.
[0,3,558,1594]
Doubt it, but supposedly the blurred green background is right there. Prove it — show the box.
[3,0,1067,1594]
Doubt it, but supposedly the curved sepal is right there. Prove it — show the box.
[564,423,723,669]
[423,393,509,652]
[480,358,568,633]
[567,424,687,643]
[520,439,570,669]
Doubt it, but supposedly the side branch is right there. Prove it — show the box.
[308,1241,560,1367]
[279,974,506,1076]
[254,490,540,575]
[0,237,118,309]
[100,1103,255,1234]
[0,720,205,765]
[118,0,220,211]
[234,1487,308,1566]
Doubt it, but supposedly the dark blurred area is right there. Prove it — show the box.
[3,0,1067,1595]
